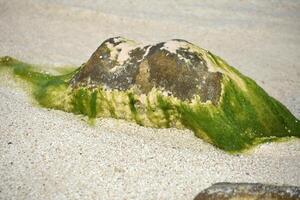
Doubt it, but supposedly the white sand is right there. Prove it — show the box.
[0,0,299,199]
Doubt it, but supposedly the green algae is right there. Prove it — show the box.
[0,55,299,152]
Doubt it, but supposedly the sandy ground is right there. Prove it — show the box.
[0,0,300,199]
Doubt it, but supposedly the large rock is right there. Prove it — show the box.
[194,182,300,200]
[68,37,300,151]
[1,37,299,151]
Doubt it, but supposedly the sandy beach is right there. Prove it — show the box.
[0,0,300,199]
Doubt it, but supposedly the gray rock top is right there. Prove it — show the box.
[70,36,222,104]
[194,182,300,200]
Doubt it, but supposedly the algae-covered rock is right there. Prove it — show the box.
[194,182,300,200]
[0,36,299,152]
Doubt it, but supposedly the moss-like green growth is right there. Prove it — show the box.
[0,55,299,152]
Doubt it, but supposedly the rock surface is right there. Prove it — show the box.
[70,37,223,104]
[194,182,300,200]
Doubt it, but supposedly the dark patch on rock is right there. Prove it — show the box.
[194,182,300,200]
[70,37,223,104]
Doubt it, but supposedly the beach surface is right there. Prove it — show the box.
[0,0,300,199]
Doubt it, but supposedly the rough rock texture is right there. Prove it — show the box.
[194,182,300,200]
[70,37,223,104]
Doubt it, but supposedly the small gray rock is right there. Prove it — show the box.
[194,182,300,200]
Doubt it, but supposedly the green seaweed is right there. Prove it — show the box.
[128,92,142,125]
[157,95,173,128]
[0,55,299,152]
